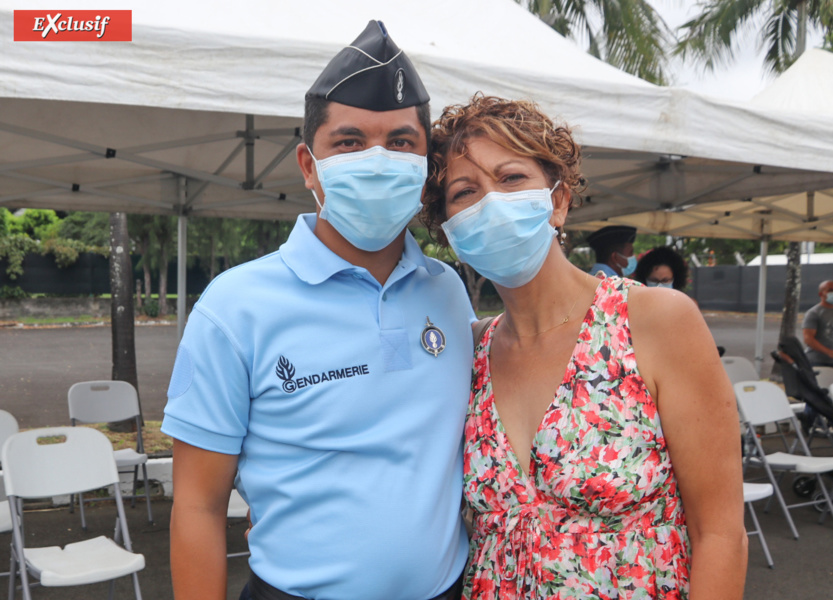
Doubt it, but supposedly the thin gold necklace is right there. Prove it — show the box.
[505,293,582,338]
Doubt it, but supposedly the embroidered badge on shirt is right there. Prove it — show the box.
[420,316,446,357]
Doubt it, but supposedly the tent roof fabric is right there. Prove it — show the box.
[569,49,833,243]
[751,49,833,116]
[1,0,832,222]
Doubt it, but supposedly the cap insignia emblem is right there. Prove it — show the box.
[394,68,405,104]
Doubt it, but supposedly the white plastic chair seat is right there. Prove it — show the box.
[114,448,148,468]
[743,482,774,503]
[791,402,807,414]
[760,451,833,473]
[227,489,249,519]
[0,499,11,533]
[24,536,145,587]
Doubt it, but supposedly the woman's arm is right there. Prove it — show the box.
[630,286,747,600]
[170,439,239,600]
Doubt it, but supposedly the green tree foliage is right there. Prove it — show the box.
[59,211,110,248]
[0,210,107,278]
[632,234,791,265]
[8,209,59,240]
[187,217,293,279]
[517,0,674,84]
[0,234,39,279]
[0,207,10,237]
[676,0,833,74]
[41,238,91,268]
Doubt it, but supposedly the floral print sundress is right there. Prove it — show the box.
[463,278,690,599]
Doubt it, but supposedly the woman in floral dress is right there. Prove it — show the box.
[421,95,747,599]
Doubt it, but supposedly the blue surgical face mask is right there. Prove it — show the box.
[441,183,560,288]
[826,292,833,304]
[647,280,674,289]
[617,252,637,277]
[311,146,427,252]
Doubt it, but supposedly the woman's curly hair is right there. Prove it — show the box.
[421,94,583,245]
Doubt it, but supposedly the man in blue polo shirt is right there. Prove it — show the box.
[162,20,474,600]
[587,225,637,279]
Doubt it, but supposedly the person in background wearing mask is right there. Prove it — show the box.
[634,245,689,291]
[162,21,474,600]
[803,280,833,367]
[586,225,637,278]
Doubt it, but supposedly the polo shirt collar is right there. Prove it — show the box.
[280,214,443,285]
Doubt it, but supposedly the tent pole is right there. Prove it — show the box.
[177,177,188,341]
[754,236,769,376]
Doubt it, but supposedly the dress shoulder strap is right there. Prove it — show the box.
[472,316,496,347]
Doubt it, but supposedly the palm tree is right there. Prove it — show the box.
[109,211,141,431]
[517,0,675,84]
[676,0,833,366]
[676,0,833,75]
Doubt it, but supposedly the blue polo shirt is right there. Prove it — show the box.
[162,214,474,600]
[589,262,618,278]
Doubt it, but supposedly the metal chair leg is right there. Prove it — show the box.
[132,571,143,600]
[8,552,16,600]
[131,465,138,509]
[814,474,833,524]
[78,491,88,530]
[747,501,774,568]
[141,463,153,523]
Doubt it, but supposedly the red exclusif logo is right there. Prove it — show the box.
[14,10,132,41]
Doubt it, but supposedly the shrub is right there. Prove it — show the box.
[142,299,160,318]
[41,238,87,268]
[0,285,30,300]
[0,234,39,279]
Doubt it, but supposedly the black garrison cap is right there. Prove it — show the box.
[586,225,637,252]
[306,20,430,111]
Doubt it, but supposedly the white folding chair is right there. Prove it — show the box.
[734,380,833,539]
[721,356,759,385]
[743,482,774,568]
[0,410,19,580]
[68,380,153,528]
[227,489,251,559]
[2,427,145,600]
[1,487,11,583]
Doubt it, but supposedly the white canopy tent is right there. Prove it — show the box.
[568,49,833,374]
[2,0,833,338]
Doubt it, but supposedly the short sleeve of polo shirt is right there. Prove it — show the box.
[161,307,250,455]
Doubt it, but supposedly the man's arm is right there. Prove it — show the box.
[170,439,239,600]
[803,328,833,360]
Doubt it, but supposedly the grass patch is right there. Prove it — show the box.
[20,421,173,457]
[17,314,104,325]
[8,314,177,326]
[87,420,173,456]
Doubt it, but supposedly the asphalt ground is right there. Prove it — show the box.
[0,310,787,429]
[1,311,831,599]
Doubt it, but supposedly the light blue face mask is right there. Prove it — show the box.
[617,252,637,277]
[311,146,427,252]
[441,183,560,288]
[647,281,674,289]
[826,292,833,304]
